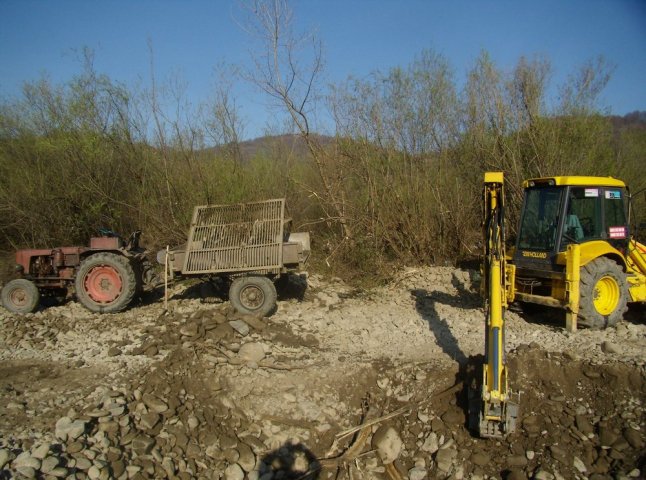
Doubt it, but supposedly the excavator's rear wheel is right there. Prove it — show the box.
[579,257,628,329]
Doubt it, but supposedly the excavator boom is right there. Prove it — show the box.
[470,172,519,438]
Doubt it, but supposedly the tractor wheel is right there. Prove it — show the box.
[579,257,629,329]
[229,276,277,317]
[1,279,40,314]
[75,252,136,313]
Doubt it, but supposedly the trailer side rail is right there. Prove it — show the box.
[181,198,285,275]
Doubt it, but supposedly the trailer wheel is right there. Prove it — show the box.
[579,257,629,328]
[75,252,136,313]
[229,276,277,317]
[1,279,40,314]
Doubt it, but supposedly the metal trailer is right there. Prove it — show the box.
[159,198,310,316]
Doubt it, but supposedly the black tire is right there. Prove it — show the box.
[1,279,40,314]
[579,257,629,329]
[75,252,137,313]
[229,276,277,317]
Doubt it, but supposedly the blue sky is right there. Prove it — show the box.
[1,0,645,139]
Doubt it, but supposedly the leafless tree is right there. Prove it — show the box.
[239,0,351,239]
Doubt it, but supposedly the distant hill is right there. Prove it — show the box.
[609,111,646,130]
[205,112,645,161]
[207,133,334,162]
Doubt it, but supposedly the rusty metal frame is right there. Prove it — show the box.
[181,198,286,275]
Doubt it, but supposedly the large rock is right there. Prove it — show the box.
[435,446,457,473]
[140,412,160,430]
[238,343,266,364]
[224,463,245,480]
[237,443,256,472]
[229,320,250,336]
[142,393,168,413]
[131,435,156,455]
[55,416,86,441]
[371,426,402,464]
[420,432,439,454]
[408,466,427,480]
[0,448,11,469]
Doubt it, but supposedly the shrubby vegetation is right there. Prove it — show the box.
[1,19,644,283]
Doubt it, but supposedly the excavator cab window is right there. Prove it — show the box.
[518,187,562,251]
[562,187,628,247]
[562,187,603,245]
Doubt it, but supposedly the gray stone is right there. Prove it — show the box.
[66,442,84,454]
[31,442,51,460]
[549,445,568,464]
[573,456,587,473]
[75,457,93,470]
[142,393,168,413]
[435,446,456,473]
[162,457,175,477]
[623,428,644,449]
[86,409,110,418]
[237,443,256,472]
[131,435,156,455]
[575,415,593,434]
[87,465,101,480]
[40,456,59,473]
[371,426,402,464]
[220,435,238,450]
[14,466,36,479]
[187,415,199,430]
[506,470,528,480]
[238,343,265,364]
[229,320,250,336]
[13,452,41,470]
[601,341,620,354]
[140,412,160,430]
[55,416,86,441]
[49,467,69,478]
[180,322,199,337]
[507,455,528,467]
[599,426,618,447]
[533,470,555,480]
[420,432,439,454]
[224,463,245,480]
[408,466,427,480]
[0,448,10,469]
[107,347,122,356]
[470,452,489,466]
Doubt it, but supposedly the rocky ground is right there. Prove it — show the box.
[0,266,644,480]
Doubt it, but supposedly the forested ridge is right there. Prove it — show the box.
[1,45,644,282]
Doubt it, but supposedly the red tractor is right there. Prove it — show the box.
[1,231,156,314]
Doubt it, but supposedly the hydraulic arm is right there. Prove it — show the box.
[470,172,519,438]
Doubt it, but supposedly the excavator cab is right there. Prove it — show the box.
[514,178,629,273]
[510,176,645,330]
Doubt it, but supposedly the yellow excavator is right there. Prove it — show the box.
[509,175,646,331]
[471,172,646,438]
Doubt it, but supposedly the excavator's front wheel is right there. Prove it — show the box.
[579,257,628,328]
